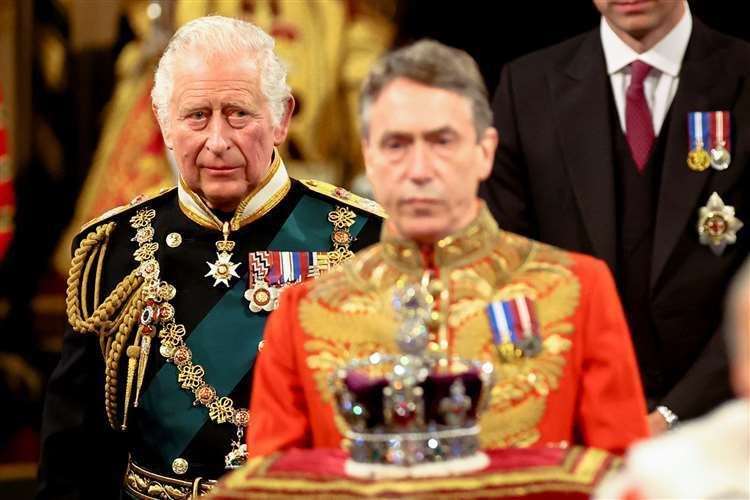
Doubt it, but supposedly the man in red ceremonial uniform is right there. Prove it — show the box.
[247,40,649,458]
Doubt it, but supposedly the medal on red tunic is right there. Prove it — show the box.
[486,296,542,363]
[708,110,732,171]
[686,112,711,172]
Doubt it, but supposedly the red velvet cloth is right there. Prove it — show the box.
[209,446,618,499]
[268,446,569,477]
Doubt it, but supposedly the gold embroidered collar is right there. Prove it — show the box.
[380,204,504,271]
[177,150,291,231]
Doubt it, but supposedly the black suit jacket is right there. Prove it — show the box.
[481,19,750,420]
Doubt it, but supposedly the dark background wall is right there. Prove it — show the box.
[396,0,750,98]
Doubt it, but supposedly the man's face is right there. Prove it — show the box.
[362,78,497,243]
[593,0,683,39]
[163,53,291,211]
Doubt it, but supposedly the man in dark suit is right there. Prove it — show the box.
[481,0,750,434]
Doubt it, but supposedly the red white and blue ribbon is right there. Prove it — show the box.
[688,111,709,151]
[249,250,321,287]
[267,251,315,285]
[486,296,542,358]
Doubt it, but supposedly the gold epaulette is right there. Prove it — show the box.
[300,179,386,219]
[79,186,177,233]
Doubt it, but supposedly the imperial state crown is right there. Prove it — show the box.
[331,274,496,478]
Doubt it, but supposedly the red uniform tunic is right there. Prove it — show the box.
[247,208,649,457]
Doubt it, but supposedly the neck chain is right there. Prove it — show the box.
[124,202,359,472]
[128,207,249,470]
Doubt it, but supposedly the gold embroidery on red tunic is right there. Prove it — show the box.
[299,209,580,448]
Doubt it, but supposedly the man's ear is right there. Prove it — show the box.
[476,126,499,181]
[154,104,173,150]
[273,97,296,145]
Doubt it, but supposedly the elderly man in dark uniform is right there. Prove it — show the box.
[481,0,750,434]
[37,16,383,499]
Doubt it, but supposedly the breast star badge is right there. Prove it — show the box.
[697,192,743,256]
[206,251,241,287]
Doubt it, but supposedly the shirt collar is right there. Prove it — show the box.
[600,1,692,77]
[380,203,505,271]
[177,149,291,232]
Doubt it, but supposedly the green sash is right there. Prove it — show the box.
[139,195,367,467]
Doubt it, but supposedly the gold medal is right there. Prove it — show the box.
[498,342,520,363]
[687,146,711,171]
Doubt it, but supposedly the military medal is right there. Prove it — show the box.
[244,250,322,312]
[708,111,732,171]
[246,282,275,312]
[487,296,543,363]
[245,251,275,312]
[687,112,711,172]
[243,207,357,312]
[697,192,743,256]
[205,222,241,287]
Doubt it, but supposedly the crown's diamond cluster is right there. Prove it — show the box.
[333,277,495,467]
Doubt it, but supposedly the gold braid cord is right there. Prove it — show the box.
[65,220,146,429]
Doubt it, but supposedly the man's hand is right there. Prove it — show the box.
[647,410,668,436]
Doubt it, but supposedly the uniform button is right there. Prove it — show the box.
[172,457,188,475]
[166,232,182,248]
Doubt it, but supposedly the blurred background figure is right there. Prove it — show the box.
[480,0,750,435]
[0,83,13,261]
[596,259,750,499]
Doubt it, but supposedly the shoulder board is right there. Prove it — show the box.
[79,186,177,233]
[299,179,386,219]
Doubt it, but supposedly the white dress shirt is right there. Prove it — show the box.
[600,2,692,136]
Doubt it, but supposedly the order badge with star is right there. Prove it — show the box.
[206,251,241,287]
[697,192,743,256]
[205,224,241,287]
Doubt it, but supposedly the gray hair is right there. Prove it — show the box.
[359,39,492,139]
[726,259,750,360]
[151,15,291,129]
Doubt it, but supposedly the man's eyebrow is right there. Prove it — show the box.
[177,104,209,116]
[223,100,252,109]
[423,126,457,138]
[379,131,412,142]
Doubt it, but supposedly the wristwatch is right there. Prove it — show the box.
[656,405,679,429]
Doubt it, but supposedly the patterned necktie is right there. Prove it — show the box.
[625,60,655,173]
